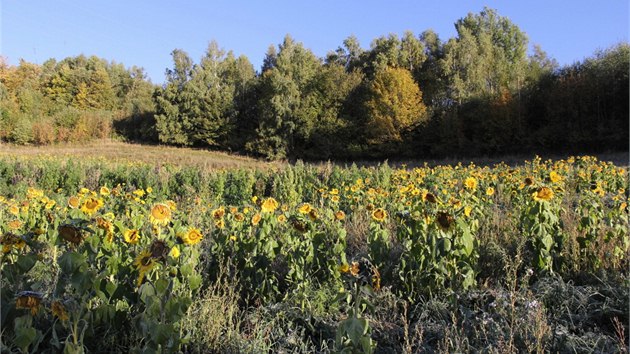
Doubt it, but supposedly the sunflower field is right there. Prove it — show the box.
[0,155,628,353]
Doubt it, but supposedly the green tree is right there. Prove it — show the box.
[154,49,194,145]
[441,7,529,103]
[303,63,364,158]
[154,42,255,147]
[246,35,321,159]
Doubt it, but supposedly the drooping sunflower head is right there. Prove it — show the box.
[292,219,308,233]
[308,209,319,221]
[436,211,454,230]
[424,192,437,204]
[15,291,43,315]
[1,232,25,253]
[149,239,169,261]
[149,203,172,226]
[51,300,69,321]
[58,224,85,245]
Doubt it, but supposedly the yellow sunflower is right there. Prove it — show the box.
[81,197,103,216]
[212,207,225,220]
[215,219,225,229]
[260,198,279,213]
[372,208,387,222]
[149,203,172,226]
[464,177,477,191]
[179,227,203,245]
[134,250,156,286]
[124,229,140,244]
[251,213,262,226]
[549,171,562,183]
[486,187,495,196]
[169,246,180,259]
[532,187,554,202]
[8,220,22,230]
[9,205,20,216]
[68,196,80,209]
[298,203,312,214]
[334,210,346,221]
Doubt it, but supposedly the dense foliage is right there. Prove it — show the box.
[0,154,627,352]
[1,7,628,159]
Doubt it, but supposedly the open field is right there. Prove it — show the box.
[0,140,273,170]
[0,148,628,353]
[0,139,627,169]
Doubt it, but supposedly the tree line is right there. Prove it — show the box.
[1,8,627,160]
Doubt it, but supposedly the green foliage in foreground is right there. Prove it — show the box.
[0,155,628,352]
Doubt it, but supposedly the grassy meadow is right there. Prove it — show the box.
[0,142,628,353]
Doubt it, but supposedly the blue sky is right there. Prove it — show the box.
[2,1,628,84]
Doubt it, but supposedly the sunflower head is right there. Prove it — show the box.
[150,239,169,262]
[298,203,312,214]
[51,300,69,321]
[149,203,172,226]
[424,192,437,203]
[212,207,225,220]
[436,211,454,230]
[464,177,477,191]
[15,291,43,315]
[81,197,103,216]
[68,196,80,209]
[251,213,262,226]
[532,187,554,202]
[58,224,85,245]
[134,250,156,286]
[260,198,279,213]
[124,229,140,244]
[179,227,203,245]
[371,208,387,222]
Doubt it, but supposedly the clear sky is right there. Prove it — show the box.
[1,1,628,84]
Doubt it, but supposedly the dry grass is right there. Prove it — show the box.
[0,139,276,170]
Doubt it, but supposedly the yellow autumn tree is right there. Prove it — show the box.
[365,67,427,144]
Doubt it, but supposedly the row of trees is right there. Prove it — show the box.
[1,8,628,159]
